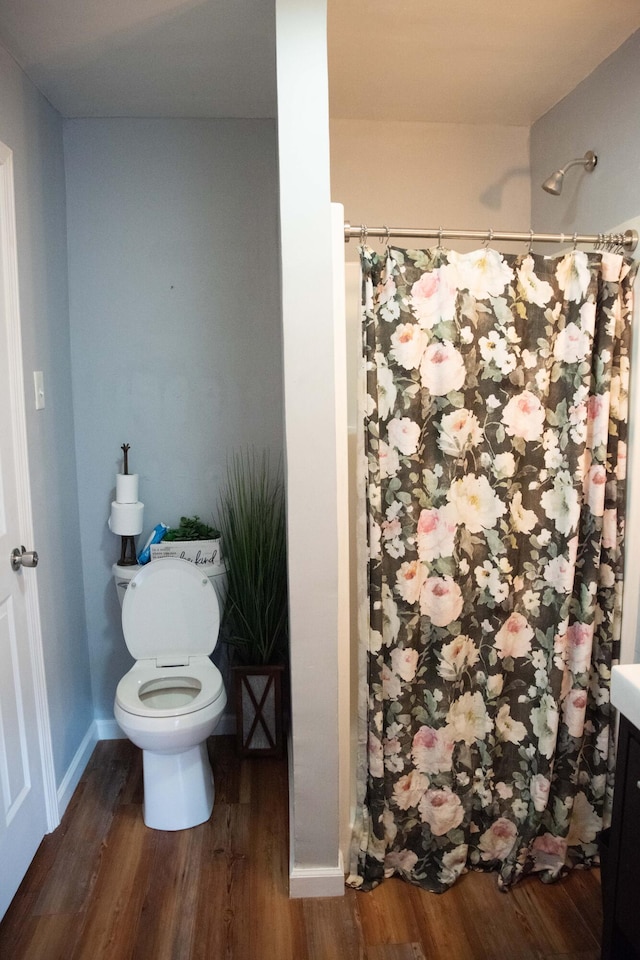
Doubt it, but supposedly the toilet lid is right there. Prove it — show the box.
[122,557,220,661]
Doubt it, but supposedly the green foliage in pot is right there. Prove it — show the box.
[217,452,287,666]
[164,516,220,541]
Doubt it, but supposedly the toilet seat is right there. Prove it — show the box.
[116,657,224,719]
[121,557,220,663]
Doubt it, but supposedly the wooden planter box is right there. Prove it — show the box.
[233,665,285,758]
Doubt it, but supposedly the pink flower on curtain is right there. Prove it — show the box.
[384,849,419,874]
[420,341,466,395]
[419,787,465,836]
[584,464,607,516]
[390,323,429,370]
[565,622,594,675]
[563,688,589,737]
[420,576,463,626]
[410,268,457,328]
[478,818,518,861]
[530,774,551,812]
[586,393,610,448]
[438,408,483,457]
[437,635,480,681]
[417,506,457,561]
[495,613,534,659]
[388,416,421,455]
[395,560,427,605]
[390,647,419,682]
[532,833,567,869]
[392,770,429,810]
[411,725,455,774]
[501,391,545,441]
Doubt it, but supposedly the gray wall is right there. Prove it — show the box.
[64,118,283,720]
[0,43,92,784]
[531,30,640,234]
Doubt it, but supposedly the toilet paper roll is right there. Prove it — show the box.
[109,501,144,536]
[116,473,139,503]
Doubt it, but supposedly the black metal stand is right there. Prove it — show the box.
[118,535,137,566]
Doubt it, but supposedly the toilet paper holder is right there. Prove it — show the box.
[111,443,144,566]
[118,536,137,566]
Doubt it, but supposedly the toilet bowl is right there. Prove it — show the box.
[113,557,227,830]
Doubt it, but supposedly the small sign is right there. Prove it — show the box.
[150,539,223,566]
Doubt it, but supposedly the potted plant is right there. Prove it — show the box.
[216,451,288,757]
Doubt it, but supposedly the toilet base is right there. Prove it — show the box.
[141,741,214,830]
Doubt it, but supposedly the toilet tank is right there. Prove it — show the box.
[112,561,227,610]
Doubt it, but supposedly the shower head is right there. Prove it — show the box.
[541,170,565,196]
[542,150,597,196]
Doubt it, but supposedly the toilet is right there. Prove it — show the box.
[113,557,227,830]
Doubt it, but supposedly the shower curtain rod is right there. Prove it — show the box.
[344,221,638,252]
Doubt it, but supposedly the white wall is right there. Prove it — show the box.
[276,0,344,897]
[0,41,92,786]
[64,118,283,723]
[331,118,531,257]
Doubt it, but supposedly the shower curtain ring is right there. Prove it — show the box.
[572,232,578,251]
[382,225,390,251]
[438,226,443,249]
[484,228,493,248]
[528,229,534,254]
[360,224,367,246]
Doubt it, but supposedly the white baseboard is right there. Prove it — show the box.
[95,718,127,740]
[289,853,345,899]
[287,734,345,899]
[94,713,236,742]
[56,720,99,819]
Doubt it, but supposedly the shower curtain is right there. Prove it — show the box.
[349,243,636,892]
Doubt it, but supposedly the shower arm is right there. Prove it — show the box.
[558,153,598,177]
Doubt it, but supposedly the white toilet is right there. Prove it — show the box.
[113,557,227,830]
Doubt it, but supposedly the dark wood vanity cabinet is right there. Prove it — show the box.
[602,715,640,959]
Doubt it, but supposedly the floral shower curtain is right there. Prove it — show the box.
[349,243,636,892]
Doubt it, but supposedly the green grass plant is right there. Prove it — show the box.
[217,451,287,666]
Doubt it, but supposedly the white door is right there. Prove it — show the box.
[0,140,56,920]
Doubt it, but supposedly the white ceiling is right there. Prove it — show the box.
[329,1,640,126]
[0,1,637,124]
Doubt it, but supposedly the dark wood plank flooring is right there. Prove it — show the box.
[0,737,603,959]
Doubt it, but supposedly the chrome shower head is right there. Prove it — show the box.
[542,150,597,196]
[542,170,565,196]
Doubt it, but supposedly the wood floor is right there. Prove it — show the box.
[0,737,603,960]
